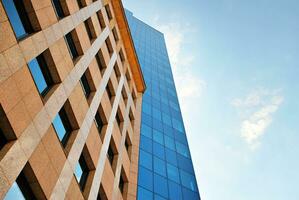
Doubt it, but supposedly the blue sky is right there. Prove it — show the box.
[123,0,299,199]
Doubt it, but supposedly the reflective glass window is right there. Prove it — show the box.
[153,174,168,198]
[140,149,152,170]
[153,129,164,145]
[167,163,180,183]
[138,167,153,191]
[153,156,166,177]
[137,186,153,200]
[180,170,198,192]
[153,142,165,160]
[168,181,183,200]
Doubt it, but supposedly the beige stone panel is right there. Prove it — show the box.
[23,88,43,120]
[33,108,51,137]
[66,177,84,200]
[85,123,102,166]
[0,2,7,23]
[32,31,48,53]
[13,65,36,97]
[43,26,57,46]
[0,53,12,84]
[0,166,10,199]
[3,44,26,74]
[18,122,41,158]
[31,0,52,11]
[42,126,67,175]
[0,21,17,53]
[6,101,31,139]
[18,37,38,62]
[101,159,115,199]
[0,141,27,184]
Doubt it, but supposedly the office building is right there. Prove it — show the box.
[126,10,201,200]
[0,0,145,199]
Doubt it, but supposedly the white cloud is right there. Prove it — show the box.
[153,20,206,111]
[232,89,284,149]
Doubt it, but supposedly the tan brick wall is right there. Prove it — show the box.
[0,0,143,199]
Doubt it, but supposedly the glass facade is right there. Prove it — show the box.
[126,10,200,200]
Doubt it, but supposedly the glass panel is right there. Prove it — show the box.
[167,163,180,183]
[153,142,165,160]
[139,149,152,170]
[153,174,168,198]
[164,135,175,151]
[52,113,67,142]
[138,167,153,191]
[153,129,163,145]
[153,156,166,177]
[137,186,153,200]
[175,142,190,158]
[180,170,198,192]
[141,124,152,139]
[140,135,152,154]
[4,182,25,200]
[74,162,83,182]
[28,58,48,95]
[52,0,65,19]
[2,0,26,39]
[165,148,177,166]
[168,181,183,200]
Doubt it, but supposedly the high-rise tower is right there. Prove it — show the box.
[126,10,200,200]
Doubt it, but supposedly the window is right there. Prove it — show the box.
[28,53,54,96]
[4,164,45,200]
[153,142,165,160]
[65,32,79,60]
[95,50,106,73]
[167,164,180,183]
[168,181,183,200]
[84,19,96,42]
[80,72,91,99]
[75,154,89,190]
[0,106,15,151]
[125,133,131,158]
[180,170,198,192]
[175,142,190,158]
[137,186,153,200]
[52,0,67,19]
[121,88,128,104]
[119,168,127,194]
[107,142,115,166]
[115,109,123,132]
[139,149,152,170]
[77,0,86,9]
[94,112,104,135]
[153,156,166,177]
[97,184,108,200]
[105,4,113,21]
[114,63,121,80]
[154,174,168,198]
[52,106,73,147]
[129,109,134,127]
[105,37,113,56]
[112,27,119,42]
[106,80,115,103]
[138,166,153,191]
[153,129,163,145]
[119,49,125,63]
[165,148,177,166]
[96,10,106,30]
[2,0,35,39]
[140,135,152,154]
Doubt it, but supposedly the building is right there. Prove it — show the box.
[126,11,201,200]
[0,0,145,199]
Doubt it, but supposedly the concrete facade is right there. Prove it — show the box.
[0,0,145,199]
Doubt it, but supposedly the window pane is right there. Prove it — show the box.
[167,163,180,183]
[4,182,25,200]
[139,149,152,170]
[52,114,67,141]
[175,142,190,158]
[141,124,152,139]
[168,181,183,200]
[180,170,198,192]
[138,166,153,191]
[153,174,168,198]
[164,135,175,151]
[153,129,163,145]
[153,156,166,177]
[28,58,48,95]
[2,0,26,38]
[153,142,165,160]
[74,162,83,182]
[140,135,152,154]
[137,186,153,200]
[165,148,177,166]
